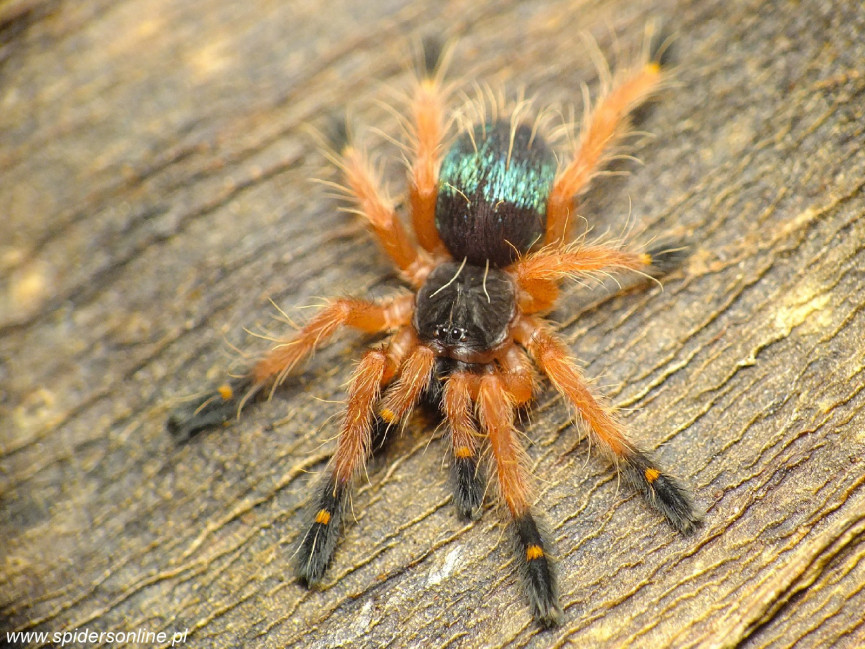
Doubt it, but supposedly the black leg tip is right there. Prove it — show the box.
[648,23,676,68]
[452,456,484,521]
[321,115,349,154]
[525,567,564,628]
[166,402,229,441]
[646,243,689,277]
[166,377,254,442]
[651,473,704,535]
[297,528,336,587]
[297,479,348,586]
[297,522,341,587]
[623,450,703,535]
[420,36,443,78]
[514,513,563,627]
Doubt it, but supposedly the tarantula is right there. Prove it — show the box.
[168,38,701,626]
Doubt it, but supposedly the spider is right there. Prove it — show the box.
[168,36,701,627]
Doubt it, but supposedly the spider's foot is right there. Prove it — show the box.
[645,243,689,278]
[321,114,349,154]
[452,454,484,521]
[514,513,562,627]
[166,376,255,442]
[298,478,349,586]
[648,21,675,68]
[623,449,703,535]
[420,35,444,77]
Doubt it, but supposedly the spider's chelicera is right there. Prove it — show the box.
[169,38,701,627]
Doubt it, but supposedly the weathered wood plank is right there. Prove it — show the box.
[2,0,864,647]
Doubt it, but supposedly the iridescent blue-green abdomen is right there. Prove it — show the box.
[435,121,557,267]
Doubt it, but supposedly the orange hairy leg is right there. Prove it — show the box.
[436,348,536,522]
[477,373,562,627]
[252,294,414,388]
[477,374,529,517]
[331,350,391,484]
[377,344,436,424]
[407,53,449,254]
[513,314,702,534]
[510,243,654,312]
[340,147,435,286]
[166,294,414,440]
[300,327,415,583]
[443,372,484,519]
[331,327,416,484]
[513,315,634,457]
[544,61,663,246]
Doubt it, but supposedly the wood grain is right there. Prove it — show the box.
[2,0,864,647]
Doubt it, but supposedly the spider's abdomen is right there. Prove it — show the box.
[436,121,557,267]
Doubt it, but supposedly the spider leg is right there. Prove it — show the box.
[441,346,535,522]
[298,327,414,584]
[510,243,662,314]
[167,294,414,440]
[407,44,449,255]
[498,343,537,406]
[477,373,562,627]
[513,315,701,534]
[252,295,413,386]
[544,59,664,246]
[340,147,435,286]
[377,344,436,425]
[442,372,484,520]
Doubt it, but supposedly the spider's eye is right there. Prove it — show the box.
[430,324,468,343]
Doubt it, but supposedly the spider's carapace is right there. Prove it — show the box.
[168,35,701,627]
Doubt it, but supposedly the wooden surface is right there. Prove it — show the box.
[2,0,864,647]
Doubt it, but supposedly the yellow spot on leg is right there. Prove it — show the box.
[454,446,473,459]
[314,509,331,525]
[380,408,397,423]
[639,253,653,266]
[645,468,661,483]
[526,544,544,561]
[217,384,233,400]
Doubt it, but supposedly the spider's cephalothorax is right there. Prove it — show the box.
[168,38,701,628]
[414,261,516,362]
